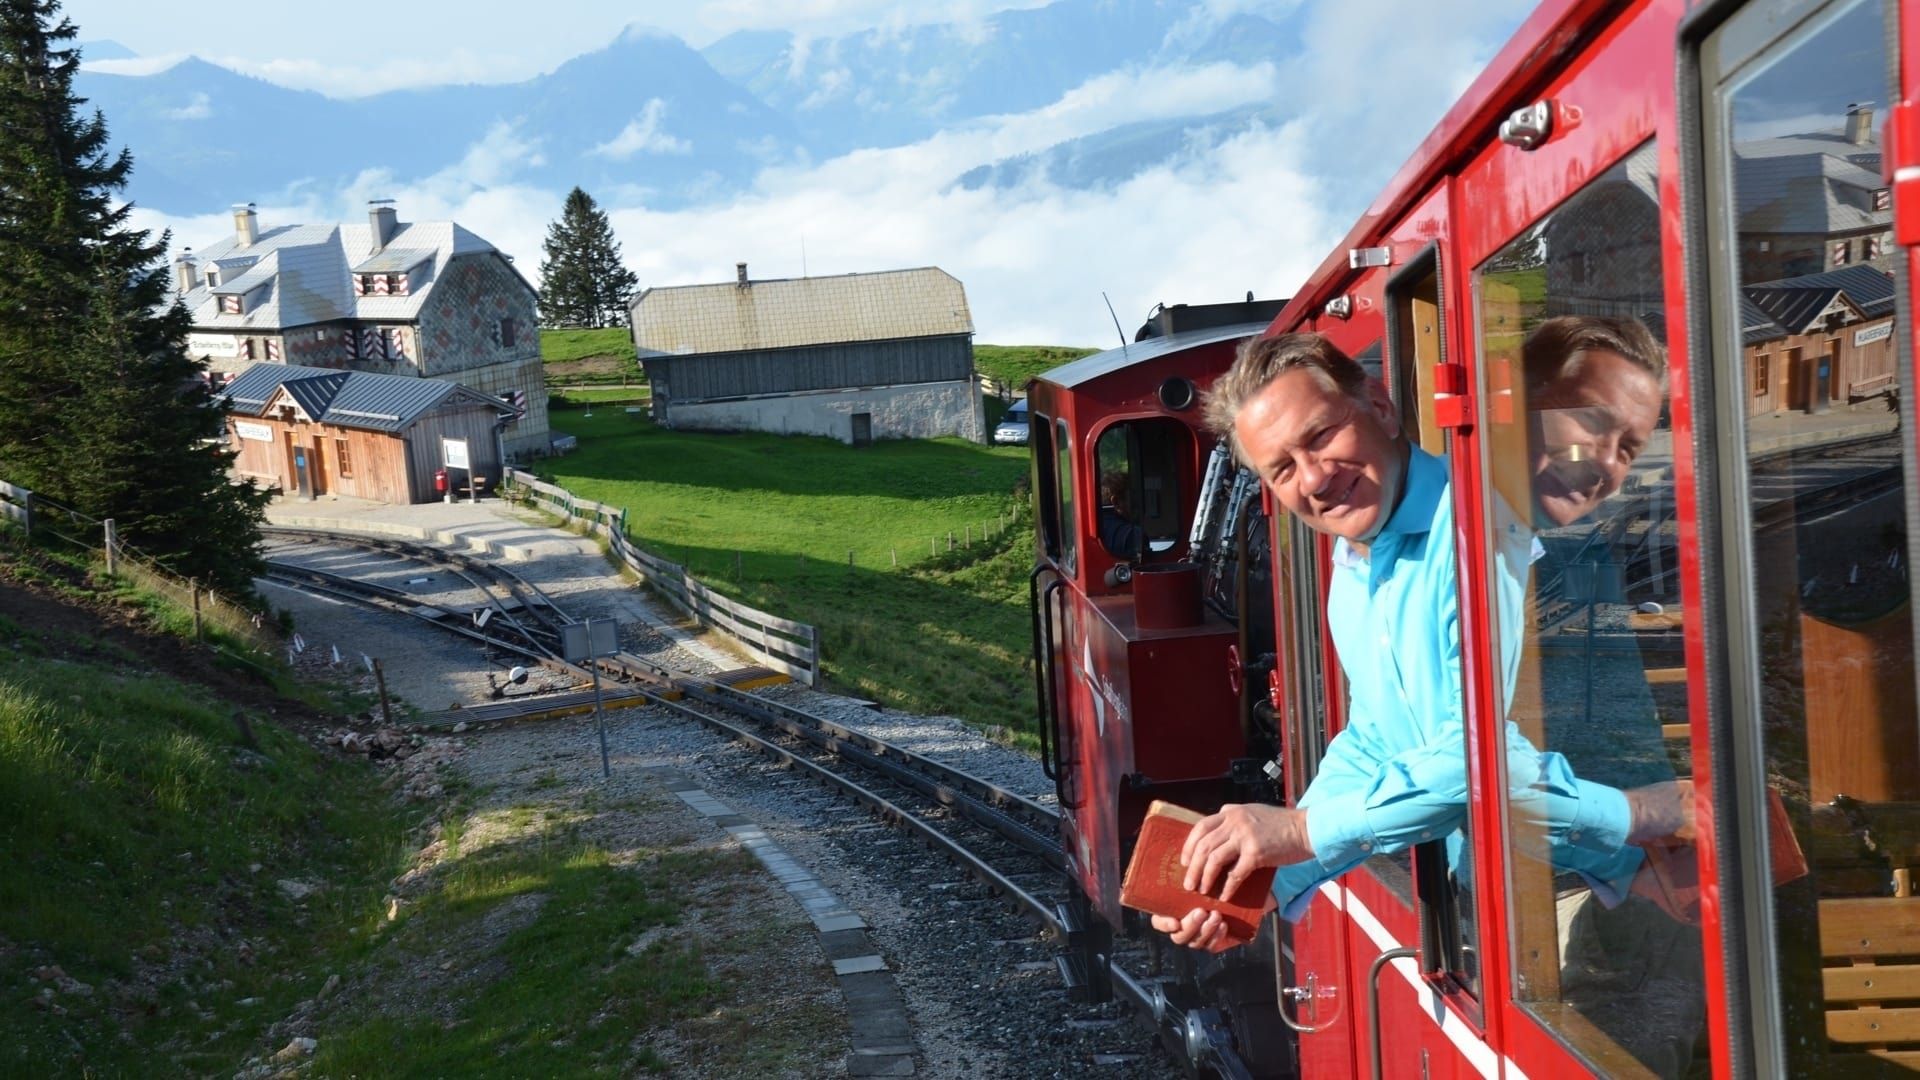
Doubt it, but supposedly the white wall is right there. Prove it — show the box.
[664,381,984,444]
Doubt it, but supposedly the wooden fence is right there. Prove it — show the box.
[504,469,821,686]
[0,479,32,533]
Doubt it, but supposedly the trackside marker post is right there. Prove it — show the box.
[562,619,620,778]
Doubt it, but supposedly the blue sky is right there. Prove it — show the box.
[66,0,1534,344]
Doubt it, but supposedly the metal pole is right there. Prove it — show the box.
[103,519,116,575]
[588,617,610,778]
[191,579,203,641]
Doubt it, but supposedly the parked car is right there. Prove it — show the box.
[993,399,1030,445]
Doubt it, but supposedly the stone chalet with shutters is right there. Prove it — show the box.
[174,201,550,458]
[630,263,983,445]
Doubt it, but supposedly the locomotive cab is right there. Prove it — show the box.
[1027,318,1282,948]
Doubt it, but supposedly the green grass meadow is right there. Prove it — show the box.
[535,405,1041,732]
[973,343,1098,391]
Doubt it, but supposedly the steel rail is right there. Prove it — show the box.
[640,688,1066,936]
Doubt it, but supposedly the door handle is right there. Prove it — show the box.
[1367,946,1419,1080]
[1277,970,1343,1034]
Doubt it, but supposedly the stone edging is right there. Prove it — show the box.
[638,765,916,1077]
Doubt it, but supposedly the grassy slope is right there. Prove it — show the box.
[535,405,1040,732]
[0,543,830,1075]
[973,344,1098,392]
[540,328,641,386]
[0,604,410,1075]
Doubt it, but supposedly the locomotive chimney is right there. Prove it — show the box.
[1847,102,1875,145]
[736,261,749,288]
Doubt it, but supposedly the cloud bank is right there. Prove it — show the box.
[127,0,1529,346]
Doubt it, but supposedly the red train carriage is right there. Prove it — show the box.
[1029,0,1920,1077]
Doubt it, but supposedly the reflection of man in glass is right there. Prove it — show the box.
[1503,315,1704,1077]
[1153,334,1683,952]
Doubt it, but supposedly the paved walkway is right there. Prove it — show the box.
[263,492,739,671]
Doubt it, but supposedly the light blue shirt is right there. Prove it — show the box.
[1271,446,1642,920]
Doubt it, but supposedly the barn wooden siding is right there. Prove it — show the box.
[645,335,972,404]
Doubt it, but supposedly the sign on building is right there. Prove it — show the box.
[188,333,241,358]
[442,437,469,470]
[234,421,274,442]
[1855,321,1894,348]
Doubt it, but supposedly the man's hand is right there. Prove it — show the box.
[1625,779,1696,844]
[1150,895,1280,953]
[1628,848,1701,925]
[1180,803,1314,897]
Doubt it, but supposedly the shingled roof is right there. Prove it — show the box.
[629,267,973,357]
[219,363,511,433]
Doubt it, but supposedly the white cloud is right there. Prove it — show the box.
[590,100,693,160]
[163,91,210,120]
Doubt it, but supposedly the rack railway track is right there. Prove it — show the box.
[256,526,1228,1076]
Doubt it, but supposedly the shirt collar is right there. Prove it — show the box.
[1331,445,1446,578]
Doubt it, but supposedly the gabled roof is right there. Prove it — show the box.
[179,217,528,331]
[1734,126,1889,235]
[630,266,973,357]
[1743,264,1895,337]
[219,362,511,433]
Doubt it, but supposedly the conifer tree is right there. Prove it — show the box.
[0,0,268,594]
[537,187,638,328]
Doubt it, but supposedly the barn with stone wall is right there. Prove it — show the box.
[630,265,983,445]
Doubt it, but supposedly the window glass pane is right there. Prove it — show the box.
[1056,419,1076,574]
[1477,139,1707,1075]
[1711,1,1917,1072]
[1030,413,1060,560]
[1093,419,1190,559]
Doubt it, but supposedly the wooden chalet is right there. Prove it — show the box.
[219,362,512,504]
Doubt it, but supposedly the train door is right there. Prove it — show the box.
[1689,0,1920,1072]
[1461,2,1710,1076]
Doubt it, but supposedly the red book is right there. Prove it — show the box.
[1120,800,1277,944]
[1639,785,1807,924]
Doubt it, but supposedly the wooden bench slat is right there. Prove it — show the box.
[1821,897,1920,957]
[1644,666,1688,685]
[1828,1005,1920,1044]
[1825,963,1920,1002]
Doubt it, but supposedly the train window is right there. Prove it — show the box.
[1092,418,1188,560]
[1388,250,1448,456]
[1475,139,1708,1075]
[1056,418,1076,575]
[1031,411,1061,561]
[1702,1,1915,1072]
[1274,513,1329,790]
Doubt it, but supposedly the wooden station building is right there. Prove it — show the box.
[219,362,513,503]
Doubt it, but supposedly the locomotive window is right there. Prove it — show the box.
[1388,250,1448,456]
[1274,513,1329,790]
[1091,418,1188,560]
[1031,411,1061,561]
[1702,2,1915,1073]
[1475,139,1709,1075]
[1056,418,1076,575]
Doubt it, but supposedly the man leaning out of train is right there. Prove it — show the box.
[1152,332,1693,953]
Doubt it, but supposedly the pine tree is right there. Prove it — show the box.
[537,187,638,328]
[0,0,269,594]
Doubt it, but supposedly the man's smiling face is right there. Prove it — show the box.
[1234,367,1404,547]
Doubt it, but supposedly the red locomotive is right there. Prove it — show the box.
[1029,1,1920,1076]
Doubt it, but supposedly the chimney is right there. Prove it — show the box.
[1847,102,1875,146]
[736,261,749,288]
[232,203,257,248]
[368,198,398,253]
[174,246,196,294]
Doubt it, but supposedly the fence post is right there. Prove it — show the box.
[806,624,820,687]
[103,519,117,575]
[373,659,394,727]
[190,579,203,641]
[20,491,32,538]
